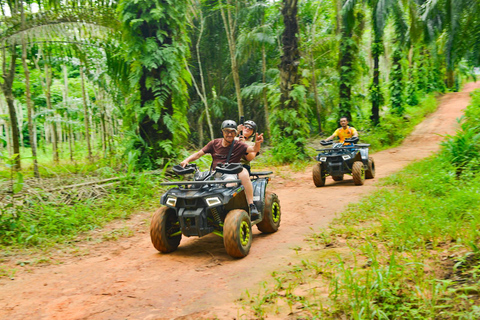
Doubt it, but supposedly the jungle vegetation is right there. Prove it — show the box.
[0,0,479,172]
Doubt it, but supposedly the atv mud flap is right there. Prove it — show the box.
[177,208,214,237]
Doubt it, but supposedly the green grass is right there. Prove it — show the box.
[239,155,480,319]
[0,173,166,249]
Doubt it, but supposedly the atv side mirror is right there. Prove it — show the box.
[345,137,359,144]
[216,163,244,174]
[173,164,197,175]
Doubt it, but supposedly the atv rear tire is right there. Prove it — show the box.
[332,175,344,181]
[150,207,182,253]
[257,192,281,233]
[365,157,375,179]
[224,209,252,258]
[312,163,326,187]
[352,161,365,185]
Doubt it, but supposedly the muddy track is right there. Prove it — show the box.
[1,82,479,320]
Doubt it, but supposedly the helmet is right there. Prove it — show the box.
[221,120,237,131]
[244,120,257,133]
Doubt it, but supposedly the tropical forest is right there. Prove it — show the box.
[1,0,480,318]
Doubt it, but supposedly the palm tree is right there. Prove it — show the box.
[0,1,120,170]
[118,0,190,168]
[338,0,365,121]
[367,0,397,124]
[422,0,480,89]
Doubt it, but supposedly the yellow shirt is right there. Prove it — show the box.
[333,126,357,143]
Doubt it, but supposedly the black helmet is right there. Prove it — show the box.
[221,120,237,131]
[244,120,257,133]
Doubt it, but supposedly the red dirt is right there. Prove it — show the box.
[1,82,479,320]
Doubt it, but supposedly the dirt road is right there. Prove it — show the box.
[1,82,479,320]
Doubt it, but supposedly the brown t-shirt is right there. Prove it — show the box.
[202,138,249,169]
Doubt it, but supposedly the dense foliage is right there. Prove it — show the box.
[0,0,479,172]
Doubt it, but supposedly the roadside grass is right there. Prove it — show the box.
[239,90,480,319]
[0,173,166,249]
[239,155,480,319]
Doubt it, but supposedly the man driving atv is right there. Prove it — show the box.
[180,120,264,219]
[324,116,358,144]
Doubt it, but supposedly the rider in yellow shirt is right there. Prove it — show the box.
[324,117,358,143]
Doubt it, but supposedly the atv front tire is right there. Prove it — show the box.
[312,163,326,187]
[332,175,344,181]
[352,161,365,185]
[150,207,182,253]
[224,209,252,258]
[257,192,281,233]
[365,157,375,179]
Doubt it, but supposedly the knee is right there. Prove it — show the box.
[238,168,248,179]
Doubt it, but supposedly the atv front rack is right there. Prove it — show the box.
[161,180,241,186]
[316,144,370,152]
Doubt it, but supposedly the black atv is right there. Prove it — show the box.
[312,137,375,187]
[150,163,281,258]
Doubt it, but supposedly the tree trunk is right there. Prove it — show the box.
[197,113,204,148]
[186,10,214,140]
[370,35,382,125]
[45,64,59,163]
[310,53,322,133]
[277,0,308,155]
[1,45,21,170]
[279,0,300,108]
[262,44,271,139]
[80,65,92,161]
[62,64,74,161]
[218,0,243,118]
[446,69,454,89]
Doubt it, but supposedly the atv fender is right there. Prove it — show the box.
[356,147,370,166]
[252,178,268,214]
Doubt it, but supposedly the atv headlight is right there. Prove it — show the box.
[205,197,221,207]
[319,157,327,162]
[166,197,177,207]
[342,155,351,160]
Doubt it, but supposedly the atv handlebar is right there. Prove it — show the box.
[320,140,333,146]
[320,137,359,146]
[173,164,197,175]
[345,137,359,144]
[215,163,244,174]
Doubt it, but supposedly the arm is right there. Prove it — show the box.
[180,150,205,167]
[324,134,335,141]
[324,129,338,141]
[246,133,264,154]
[245,151,257,161]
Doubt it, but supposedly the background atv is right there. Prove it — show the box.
[312,137,375,187]
[150,163,281,258]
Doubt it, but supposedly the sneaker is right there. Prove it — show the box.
[249,203,260,220]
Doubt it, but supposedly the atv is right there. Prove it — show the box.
[312,137,375,187]
[150,163,281,258]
